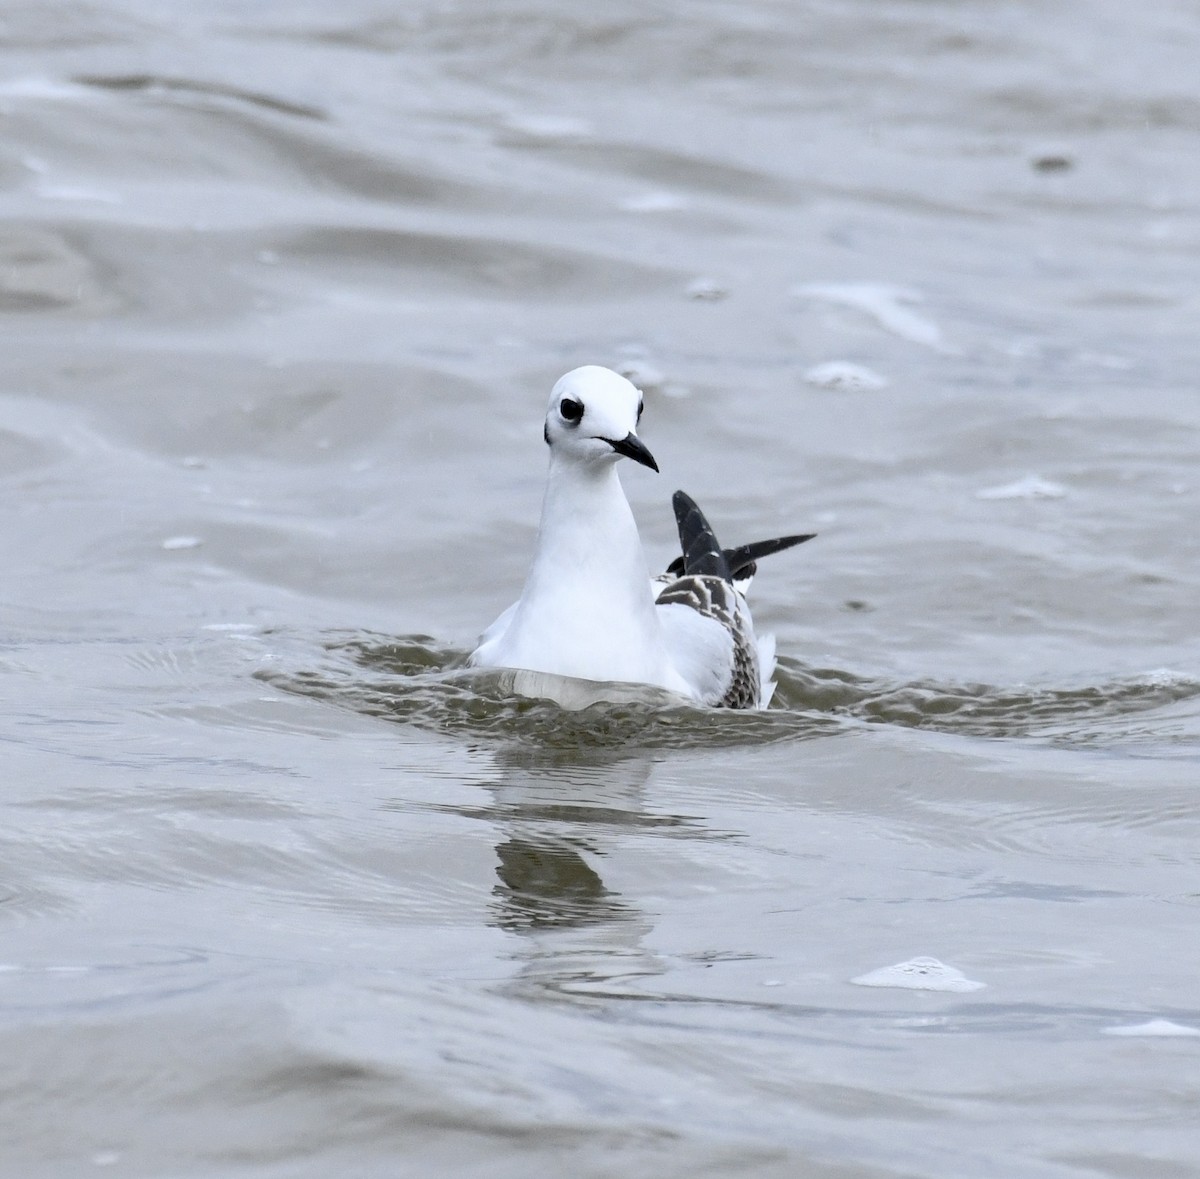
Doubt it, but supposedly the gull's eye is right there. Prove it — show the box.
[637,399,644,422]
[559,397,584,424]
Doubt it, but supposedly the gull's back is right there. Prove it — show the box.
[652,491,770,708]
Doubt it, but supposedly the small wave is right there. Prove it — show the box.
[73,73,326,120]
[260,633,1200,752]
[258,633,840,751]
[773,661,1200,745]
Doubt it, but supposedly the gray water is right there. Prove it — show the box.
[3,2,1199,1176]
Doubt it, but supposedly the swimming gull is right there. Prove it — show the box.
[469,366,813,708]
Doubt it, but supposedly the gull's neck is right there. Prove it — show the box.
[502,455,677,686]
[534,456,648,590]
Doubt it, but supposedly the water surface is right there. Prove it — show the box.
[2,2,1199,1176]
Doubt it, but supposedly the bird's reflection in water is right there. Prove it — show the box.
[492,833,630,931]
[484,743,676,999]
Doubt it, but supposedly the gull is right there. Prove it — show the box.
[469,366,813,708]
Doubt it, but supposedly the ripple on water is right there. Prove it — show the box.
[259,633,1200,758]
[271,225,684,301]
[7,779,476,926]
[62,71,474,208]
[258,633,841,752]
[0,224,120,314]
[74,73,327,121]
[774,660,1200,749]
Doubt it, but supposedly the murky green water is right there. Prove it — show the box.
[2,2,1199,1176]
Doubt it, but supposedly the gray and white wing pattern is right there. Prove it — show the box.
[655,573,761,708]
[653,490,815,709]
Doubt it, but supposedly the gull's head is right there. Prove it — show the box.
[543,365,657,473]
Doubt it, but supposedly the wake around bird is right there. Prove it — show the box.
[469,366,813,709]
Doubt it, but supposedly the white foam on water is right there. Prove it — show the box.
[851,956,986,993]
[1102,1019,1200,1037]
[803,361,888,391]
[615,359,667,390]
[976,476,1068,500]
[35,183,123,204]
[619,191,689,212]
[616,358,690,399]
[502,113,592,138]
[684,276,728,301]
[794,282,947,350]
[1138,668,1198,688]
[161,535,204,550]
[0,76,89,101]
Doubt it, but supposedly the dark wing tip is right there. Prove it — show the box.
[664,525,817,582]
[672,490,732,581]
[725,533,815,583]
[671,489,696,517]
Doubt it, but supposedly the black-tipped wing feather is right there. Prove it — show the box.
[671,490,732,580]
[658,491,814,709]
[666,492,815,583]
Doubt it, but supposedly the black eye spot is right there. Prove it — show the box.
[560,397,584,424]
[637,399,644,422]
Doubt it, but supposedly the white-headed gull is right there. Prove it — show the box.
[469,366,813,708]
